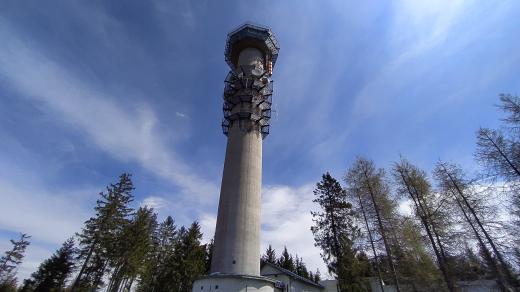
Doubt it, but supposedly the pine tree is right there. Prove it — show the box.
[72,173,135,291]
[311,172,363,291]
[262,244,277,264]
[24,238,76,292]
[0,233,30,290]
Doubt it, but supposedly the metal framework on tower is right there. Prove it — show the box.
[221,23,280,138]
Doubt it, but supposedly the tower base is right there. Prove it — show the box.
[192,274,281,292]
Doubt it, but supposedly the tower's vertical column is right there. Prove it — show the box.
[210,24,279,276]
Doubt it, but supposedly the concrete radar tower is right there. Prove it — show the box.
[192,23,280,292]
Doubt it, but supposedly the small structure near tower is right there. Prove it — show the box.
[192,23,280,292]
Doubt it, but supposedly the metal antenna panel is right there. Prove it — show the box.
[221,23,279,139]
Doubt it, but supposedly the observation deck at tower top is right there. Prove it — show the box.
[224,23,280,71]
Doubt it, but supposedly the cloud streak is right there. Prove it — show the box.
[0,24,217,204]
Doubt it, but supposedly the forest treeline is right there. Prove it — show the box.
[0,174,321,292]
[0,94,519,292]
[309,94,520,292]
[0,174,211,292]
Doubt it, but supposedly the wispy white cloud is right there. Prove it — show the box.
[0,24,217,204]
[261,184,329,277]
[398,199,413,216]
[175,111,187,118]
[141,196,168,210]
[0,180,90,245]
[0,22,218,281]
[0,180,92,283]
[190,183,329,276]
[199,213,217,243]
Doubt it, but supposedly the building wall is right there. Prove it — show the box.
[261,265,323,292]
[317,280,337,292]
[193,276,280,292]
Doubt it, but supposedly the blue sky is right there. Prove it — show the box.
[1,0,519,281]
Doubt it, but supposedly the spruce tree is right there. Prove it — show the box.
[313,269,321,283]
[295,256,309,279]
[204,239,214,274]
[72,173,135,291]
[310,172,362,291]
[0,233,30,290]
[107,207,157,292]
[262,244,277,264]
[25,238,76,292]
[174,222,206,292]
[137,215,178,292]
[276,246,295,272]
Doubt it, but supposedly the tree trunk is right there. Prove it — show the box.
[362,168,401,292]
[453,195,507,291]
[481,130,520,178]
[397,169,456,292]
[442,165,517,289]
[70,242,95,291]
[327,187,344,290]
[356,191,385,292]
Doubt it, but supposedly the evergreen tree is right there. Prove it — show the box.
[0,233,30,291]
[107,207,157,292]
[174,222,206,292]
[153,224,186,292]
[24,238,76,292]
[276,246,295,272]
[205,239,214,274]
[310,173,363,292]
[313,269,321,283]
[262,244,277,264]
[137,215,177,292]
[295,256,309,279]
[72,173,135,291]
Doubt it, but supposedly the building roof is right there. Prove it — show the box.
[261,262,325,289]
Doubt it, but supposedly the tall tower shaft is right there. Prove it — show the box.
[211,24,280,276]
